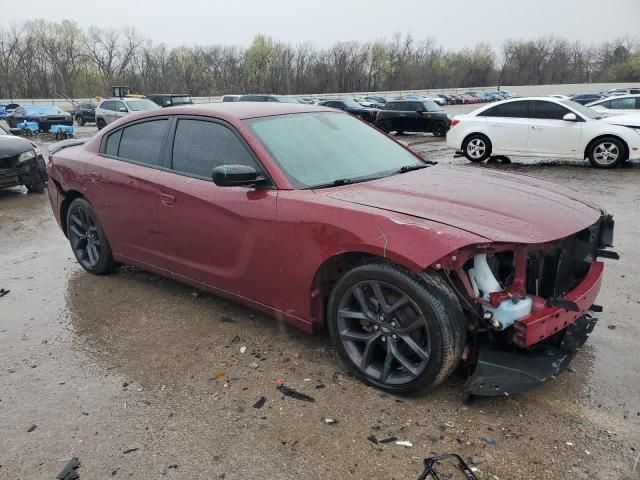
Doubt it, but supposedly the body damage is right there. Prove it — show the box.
[47,104,615,396]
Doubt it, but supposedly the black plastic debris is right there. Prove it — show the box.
[252,396,267,409]
[122,448,138,455]
[379,436,397,444]
[417,454,477,480]
[0,288,9,298]
[367,435,379,444]
[27,424,37,432]
[56,457,80,480]
[277,384,315,402]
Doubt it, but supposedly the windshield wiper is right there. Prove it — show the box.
[310,178,355,189]
[396,164,430,174]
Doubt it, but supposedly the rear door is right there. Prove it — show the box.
[528,100,582,156]
[87,117,171,269]
[155,116,279,306]
[479,100,531,154]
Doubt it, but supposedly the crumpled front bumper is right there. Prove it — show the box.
[464,313,598,397]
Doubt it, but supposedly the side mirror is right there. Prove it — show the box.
[119,107,127,112]
[563,113,578,122]
[212,165,263,187]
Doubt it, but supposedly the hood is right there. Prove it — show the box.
[0,135,34,159]
[318,166,601,244]
[600,113,640,128]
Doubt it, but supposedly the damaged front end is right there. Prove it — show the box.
[436,213,617,397]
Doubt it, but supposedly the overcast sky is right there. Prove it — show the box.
[2,0,639,50]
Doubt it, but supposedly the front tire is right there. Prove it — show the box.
[462,134,492,162]
[76,115,85,126]
[66,198,117,275]
[587,137,626,169]
[96,118,106,130]
[327,262,466,394]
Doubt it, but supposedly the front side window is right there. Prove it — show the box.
[530,101,571,120]
[480,101,530,118]
[246,112,423,189]
[118,119,168,166]
[125,99,158,111]
[421,100,442,112]
[171,119,258,178]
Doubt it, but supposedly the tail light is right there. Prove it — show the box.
[450,119,460,128]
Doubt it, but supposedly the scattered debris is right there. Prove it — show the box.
[190,291,202,298]
[230,336,240,344]
[315,384,326,389]
[395,440,412,447]
[220,316,236,323]
[0,289,9,298]
[240,346,247,354]
[277,384,315,402]
[324,418,338,425]
[213,371,226,379]
[566,442,574,447]
[111,467,120,476]
[482,438,497,446]
[607,324,617,330]
[444,421,455,428]
[417,454,477,480]
[252,396,267,409]
[123,447,139,455]
[248,362,259,369]
[26,424,37,432]
[367,435,378,444]
[168,464,178,469]
[56,457,80,480]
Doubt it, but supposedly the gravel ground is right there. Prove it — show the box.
[0,111,639,479]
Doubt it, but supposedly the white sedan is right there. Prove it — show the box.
[586,94,640,116]
[446,97,640,168]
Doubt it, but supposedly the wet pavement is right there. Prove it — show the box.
[1,118,639,479]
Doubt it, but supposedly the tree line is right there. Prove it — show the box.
[1,19,639,99]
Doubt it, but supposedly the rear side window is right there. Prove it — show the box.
[480,101,529,118]
[597,100,612,108]
[610,97,637,109]
[530,101,571,120]
[105,130,122,156]
[118,120,168,166]
[171,119,258,178]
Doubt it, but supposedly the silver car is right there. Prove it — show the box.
[95,98,160,129]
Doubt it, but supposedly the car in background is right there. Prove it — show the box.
[95,98,160,129]
[494,91,512,99]
[317,98,379,123]
[5,105,73,131]
[46,102,616,397]
[71,102,97,126]
[0,122,47,193]
[447,97,640,168]
[375,99,451,136]
[586,95,640,116]
[222,95,242,102]
[4,103,20,114]
[238,94,300,103]
[571,93,604,105]
[146,94,194,108]
[547,94,571,101]
[365,95,387,106]
[353,97,377,108]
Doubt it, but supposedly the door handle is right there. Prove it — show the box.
[88,171,101,181]
[160,193,176,206]
[531,126,543,130]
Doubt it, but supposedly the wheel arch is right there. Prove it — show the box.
[60,189,85,238]
[584,134,629,161]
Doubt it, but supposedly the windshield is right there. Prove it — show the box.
[24,106,63,115]
[422,100,442,112]
[561,100,603,120]
[125,99,160,111]
[246,112,424,189]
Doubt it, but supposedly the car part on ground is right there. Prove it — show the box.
[417,454,478,480]
[447,96,640,168]
[46,102,616,397]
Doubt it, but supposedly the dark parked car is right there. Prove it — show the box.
[5,105,73,131]
[0,123,47,193]
[375,100,451,136]
[317,98,379,122]
[71,102,97,126]
[146,94,194,108]
[46,102,615,397]
[571,93,604,105]
[238,94,300,103]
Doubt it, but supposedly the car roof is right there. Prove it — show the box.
[150,102,335,120]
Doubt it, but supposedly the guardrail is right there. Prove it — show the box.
[2,82,636,111]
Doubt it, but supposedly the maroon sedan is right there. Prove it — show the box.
[46,103,618,396]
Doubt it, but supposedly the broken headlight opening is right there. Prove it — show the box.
[18,149,38,164]
[437,213,618,396]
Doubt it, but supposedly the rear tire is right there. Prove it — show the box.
[76,115,85,126]
[462,134,492,162]
[587,136,626,169]
[327,262,466,394]
[66,198,117,275]
[432,122,448,138]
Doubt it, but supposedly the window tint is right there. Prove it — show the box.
[101,101,113,111]
[118,120,168,166]
[171,119,258,178]
[530,101,571,120]
[105,129,122,156]
[480,101,529,118]
[610,97,637,109]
